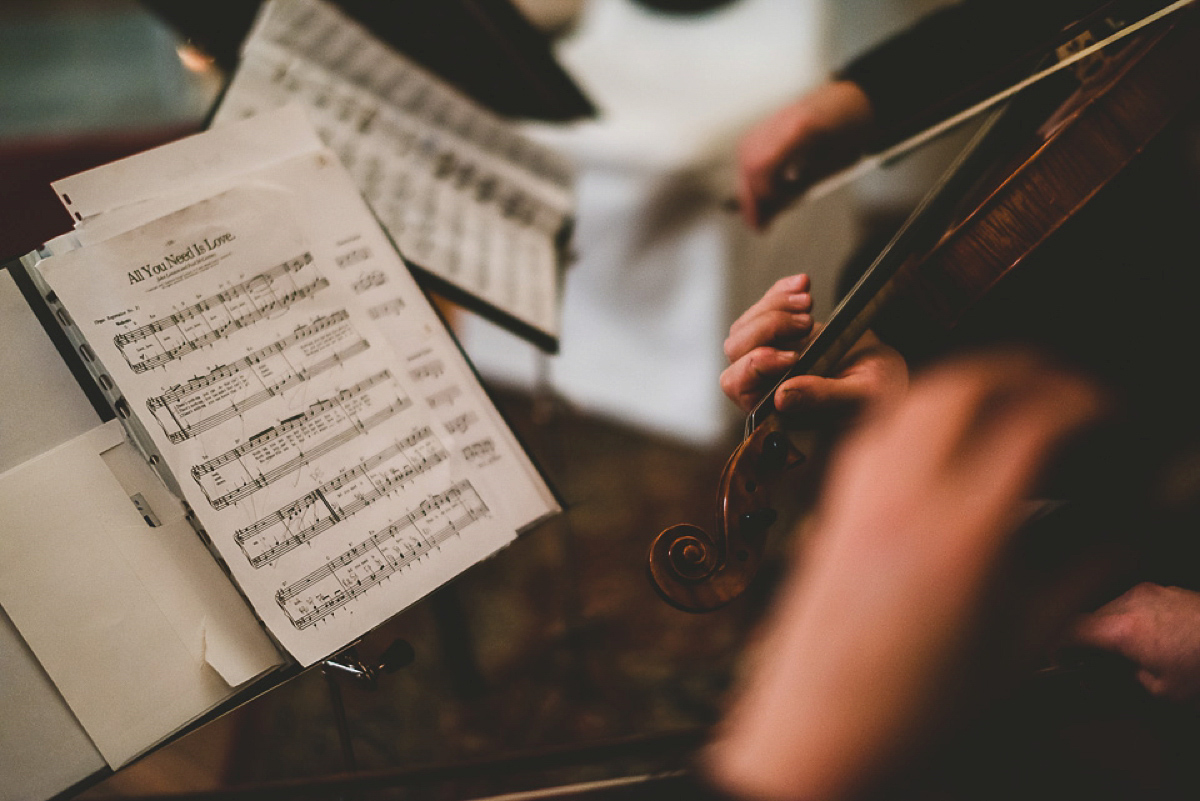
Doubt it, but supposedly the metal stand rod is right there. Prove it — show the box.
[322,664,359,776]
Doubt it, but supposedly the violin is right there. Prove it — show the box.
[649,0,1200,613]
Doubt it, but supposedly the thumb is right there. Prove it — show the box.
[775,373,873,415]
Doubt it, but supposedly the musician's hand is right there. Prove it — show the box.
[721,273,907,421]
[1066,582,1200,707]
[737,80,875,230]
[721,273,815,412]
[774,328,908,425]
[704,352,1108,801]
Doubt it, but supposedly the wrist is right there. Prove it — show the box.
[819,79,876,153]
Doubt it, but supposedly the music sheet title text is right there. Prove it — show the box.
[128,233,236,284]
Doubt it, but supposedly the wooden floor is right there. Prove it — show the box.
[76,384,773,799]
[71,385,1200,800]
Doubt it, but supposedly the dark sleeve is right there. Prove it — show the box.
[836,0,1117,151]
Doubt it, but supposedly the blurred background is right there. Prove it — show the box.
[0,0,962,798]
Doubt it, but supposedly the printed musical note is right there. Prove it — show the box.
[335,246,371,267]
[37,43,563,669]
[192,370,409,509]
[366,298,405,319]
[461,438,495,462]
[116,253,327,373]
[426,386,460,409]
[146,311,370,443]
[216,0,576,341]
[407,359,444,382]
[351,270,388,294]
[275,480,488,628]
[442,411,476,436]
[234,426,449,567]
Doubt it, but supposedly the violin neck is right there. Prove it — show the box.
[744,102,1019,435]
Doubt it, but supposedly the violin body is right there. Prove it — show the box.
[874,8,1200,355]
[650,3,1200,613]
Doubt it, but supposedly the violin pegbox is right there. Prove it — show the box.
[648,416,806,613]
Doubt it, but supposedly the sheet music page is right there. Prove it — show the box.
[52,103,324,224]
[210,0,574,346]
[37,120,559,666]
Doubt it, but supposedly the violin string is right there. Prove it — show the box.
[745,102,1010,439]
[743,0,1196,440]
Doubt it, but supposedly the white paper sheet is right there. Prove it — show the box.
[52,103,323,222]
[0,269,107,797]
[36,108,560,667]
[0,270,101,473]
[0,422,283,768]
[96,436,283,686]
[0,607,104,801]
[209,0,573,344]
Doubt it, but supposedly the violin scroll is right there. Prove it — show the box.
[648,417,806,612]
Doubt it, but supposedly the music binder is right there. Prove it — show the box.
[209,0,577,352]
[0,103,560,793]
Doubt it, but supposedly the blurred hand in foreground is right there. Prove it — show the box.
[705,351,1108,801]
